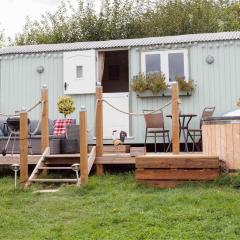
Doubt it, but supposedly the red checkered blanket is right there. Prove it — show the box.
[53,119,74,136]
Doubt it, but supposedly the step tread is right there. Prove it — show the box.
[30,178,77,183]
[38,167,73,170]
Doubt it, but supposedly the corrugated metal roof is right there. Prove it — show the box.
[0,31,240,55]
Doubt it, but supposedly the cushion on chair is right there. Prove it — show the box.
[53,119,75,136]
[148,128,170,133]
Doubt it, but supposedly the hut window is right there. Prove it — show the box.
[145,54,161,74]
[168,53,184,82]
[76,65,83,79]
[141,49,189,83]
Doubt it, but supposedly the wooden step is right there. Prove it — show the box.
[95,153,135,164]
[136,156,219,169]
[130,147,146,157]
[135,153,220,188]
[136,169,219,181]
[38,167,72,170]
[30,178,77,183]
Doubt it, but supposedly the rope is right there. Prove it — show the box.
[0,100,43,118]
[98,98,180,116]
[26,100,42,113]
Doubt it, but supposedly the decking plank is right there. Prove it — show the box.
[136,169,219,180]
[136,157,219,169]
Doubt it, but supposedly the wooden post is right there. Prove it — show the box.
[20,109,28,184]
[80,106,88,185]
[96,84,104,175]
[171,82,180,154]
[41,85,49,153]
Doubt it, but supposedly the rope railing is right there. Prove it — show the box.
[97,98,181,116]
[0,100,43,118]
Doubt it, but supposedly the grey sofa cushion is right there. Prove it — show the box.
[30,119,54,135]
[0,120,9,136]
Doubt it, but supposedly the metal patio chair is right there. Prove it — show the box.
[187,107,215,151]
[143,110,171,153]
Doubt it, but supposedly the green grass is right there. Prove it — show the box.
[1,173,240,240]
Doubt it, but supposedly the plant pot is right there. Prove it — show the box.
[136,89,192,98]
[60,139,79,154]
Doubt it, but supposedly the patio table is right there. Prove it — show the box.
[166,113,197,152]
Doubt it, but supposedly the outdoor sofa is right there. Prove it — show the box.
[0,119,77,155]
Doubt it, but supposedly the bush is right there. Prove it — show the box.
[147,73,168,94]
[176,76,195,92]
[57,96,75,118]
[131,73,148,93]
[131,72,167,94]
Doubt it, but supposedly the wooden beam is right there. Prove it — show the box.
[80,107,88,186]
[136,169,219,181]
[27,147,50,186]
[41,86,49,153]
[136,156,219,169]
[20,111,28,184]
[96,85,104,175]
[171,82,180,154]
[88,146,96,174]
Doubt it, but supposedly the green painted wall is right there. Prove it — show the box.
[129,41,240,143]
[0,40,239,144]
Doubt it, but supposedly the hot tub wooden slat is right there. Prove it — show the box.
[203,120,240,170]
[233,124,240,169]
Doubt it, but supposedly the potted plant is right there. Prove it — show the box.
[131,72,168,97]
[237,98,240,108]
[57,96,76,118]
[176,76,195,96]
[56,96,78,153]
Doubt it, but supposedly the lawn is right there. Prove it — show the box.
[1,173,240,240]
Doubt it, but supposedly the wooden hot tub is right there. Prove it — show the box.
[202,116,240,170]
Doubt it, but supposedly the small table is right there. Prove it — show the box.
[166,114,197,152]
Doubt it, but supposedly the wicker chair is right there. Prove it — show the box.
[143,110,170,153]
[187,107,215,151]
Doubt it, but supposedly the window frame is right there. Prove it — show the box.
[76,65,83,79]
[141,49,189,84]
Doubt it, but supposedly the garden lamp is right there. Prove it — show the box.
[11,163,20,188]
[71,163,80,185]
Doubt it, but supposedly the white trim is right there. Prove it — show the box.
[141,49,189,83]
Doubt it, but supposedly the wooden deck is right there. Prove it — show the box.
[0,152,218,166]
[0,150,220,188]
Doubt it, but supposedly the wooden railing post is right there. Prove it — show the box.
[171,82,180,154]
[20,108,28,184]
[80,106,88,185]
[96,84,104,175]
[41,85,49,153]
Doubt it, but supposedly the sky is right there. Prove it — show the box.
[0,0,88,39]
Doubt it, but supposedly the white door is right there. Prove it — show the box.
[63,50,96,94]
[103,93,129,139]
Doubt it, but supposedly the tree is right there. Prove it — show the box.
[13,0,240,46]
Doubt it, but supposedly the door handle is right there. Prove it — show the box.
[64,82,68,91]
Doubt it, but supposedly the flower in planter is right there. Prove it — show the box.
[131,73,148,93]
[176,76,195,93]
[131,72,167,94]
[147,73,167,94]
[57,96,75,118]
